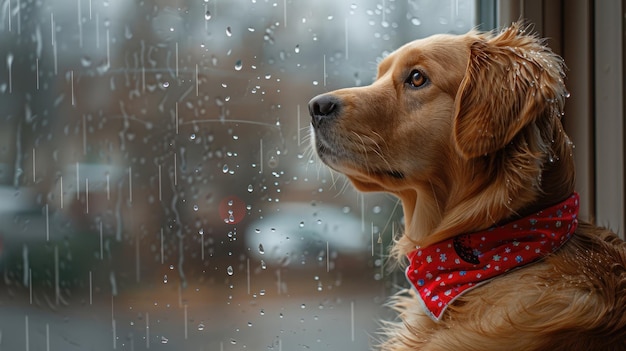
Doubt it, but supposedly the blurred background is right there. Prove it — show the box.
[0,0,623,350]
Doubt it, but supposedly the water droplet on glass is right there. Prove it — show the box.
[234,60,243,71]
[161,336,169,344]
[247,184,254,193]
[227,265,234,276]
[411,17,421,26]
[163,275,168,283]
[204,11,211,20]
[190,133,196,140]
[295,44,300,53]
[260,260,267,269]
[258,244,265,254]
[162,81,170,88]
[81,56,92,67]
[124,25,133,39]
[267,155,279,168]
[193,205,199,211]
[222,164,229,173]
[299,221,305,228]
[373,206,382,214]
[226,26,232,37]
[197,323,205,331]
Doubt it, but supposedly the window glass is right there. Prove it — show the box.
[0,0,476,349]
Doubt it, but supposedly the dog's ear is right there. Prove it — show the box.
[452,23,567,159]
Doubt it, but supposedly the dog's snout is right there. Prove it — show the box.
[308,94,341,128]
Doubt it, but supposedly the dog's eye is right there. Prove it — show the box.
[406,70,428,88]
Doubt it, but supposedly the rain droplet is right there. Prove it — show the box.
[81,56,92,67]
[197,323,205,331]
[299,221,305,228]
[260,260,267,269]
[222,164,229,173]
[411,17,421,26]
[258,244,265,254]
[267,155,279,168]
[226,26,232,37]
[234,60,243,71]
[247,184,254,193]
[163,275,168,283]
[294,44,300,53]
[162,81,170,88]
[204,11,211,20]
[227,265,234,276]
[161,336,169,344]
[193,205,199,211]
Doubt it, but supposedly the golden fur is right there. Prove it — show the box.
[308,23,626,350]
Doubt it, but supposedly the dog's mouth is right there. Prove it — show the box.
[314,133,405,181]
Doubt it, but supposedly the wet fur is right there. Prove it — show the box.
[309,23,626,350]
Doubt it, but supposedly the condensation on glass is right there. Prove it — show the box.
[0,0,475,349]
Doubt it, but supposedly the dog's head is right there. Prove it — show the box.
[309,23,574,249]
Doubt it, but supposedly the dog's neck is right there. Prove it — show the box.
[396,122,576,254]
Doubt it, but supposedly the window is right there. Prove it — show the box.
[0,0,481,349]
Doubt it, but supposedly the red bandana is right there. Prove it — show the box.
[406,193,579,321]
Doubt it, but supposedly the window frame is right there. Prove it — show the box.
[496,0,625,238]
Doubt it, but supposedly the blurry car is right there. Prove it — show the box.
[245,202,368,268]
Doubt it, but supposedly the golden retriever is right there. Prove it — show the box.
[308,22,626,350]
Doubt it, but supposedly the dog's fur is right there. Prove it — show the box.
[308,23,626,350]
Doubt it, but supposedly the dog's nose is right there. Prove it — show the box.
[308,94,341,128]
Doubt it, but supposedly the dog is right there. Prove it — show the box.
[308,22,626,350]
